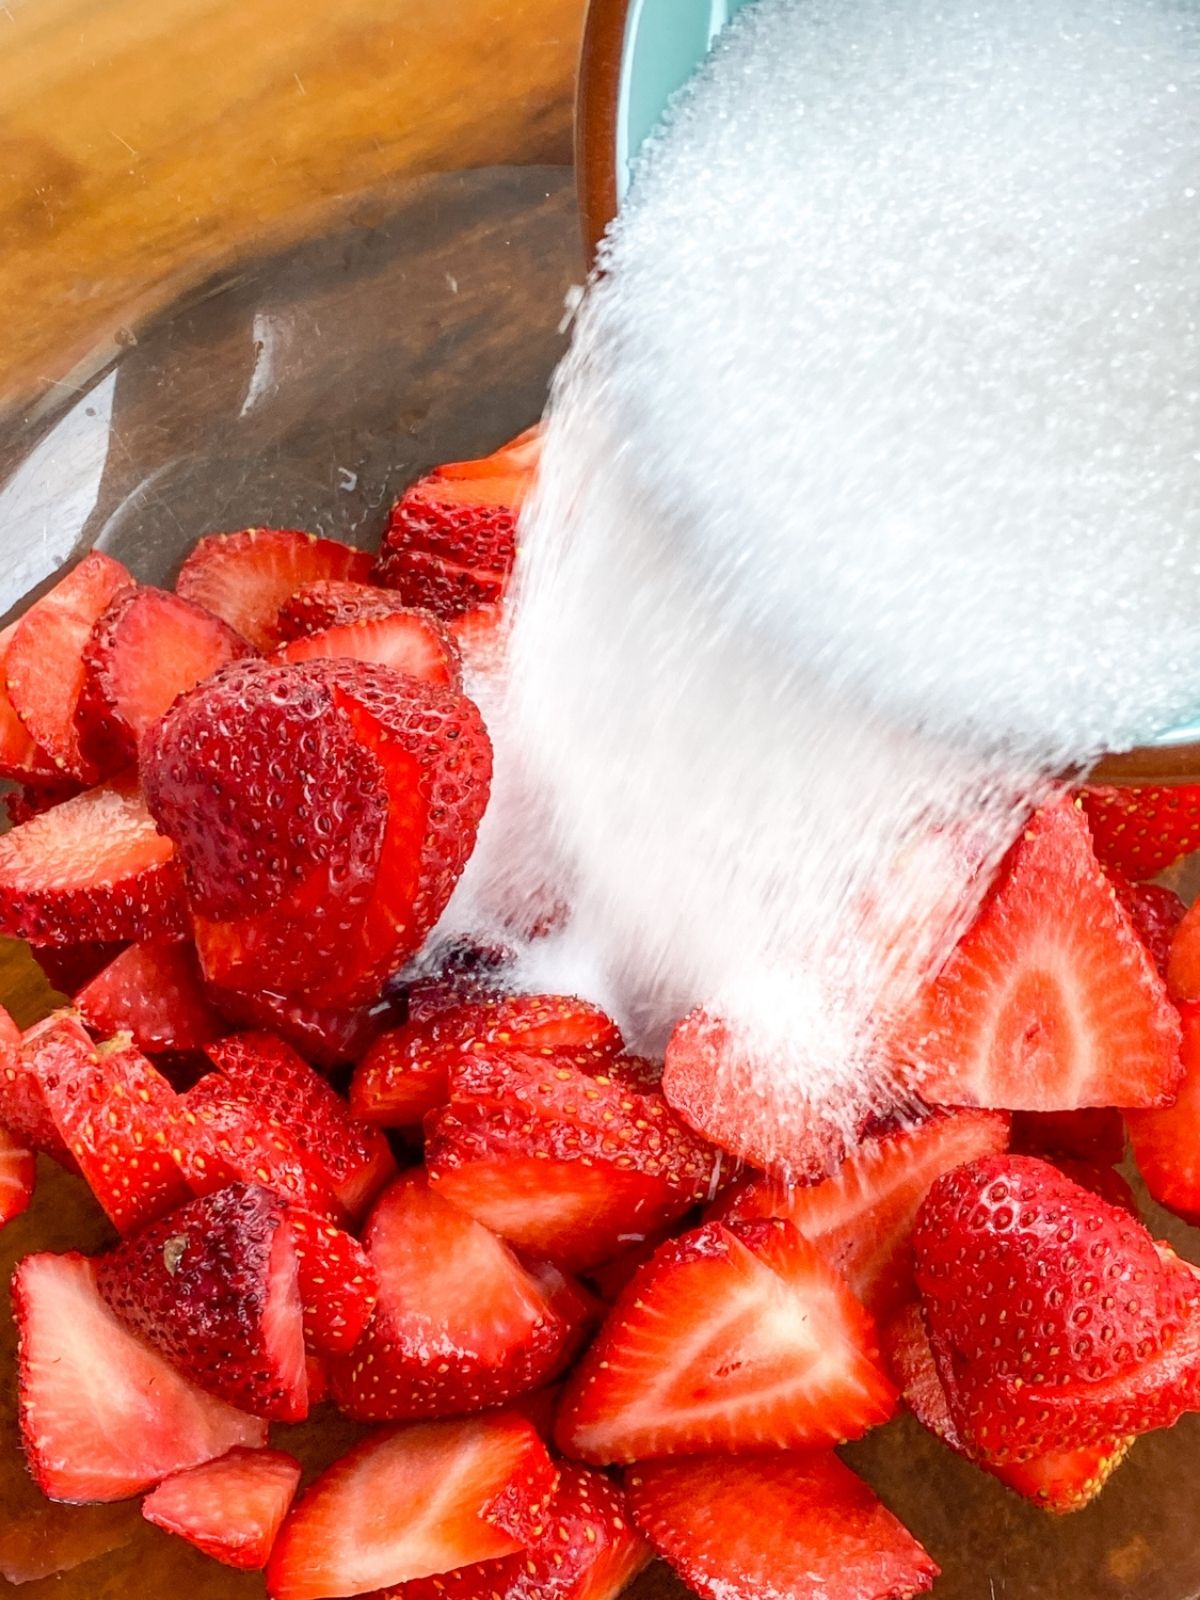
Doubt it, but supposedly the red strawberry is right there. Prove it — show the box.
[207,1031,395,1217]
[1,1012,78,1164]
[889,797,1182,1110]
[142,1446,301,1570]
[205,983,390,1068]
[274,579,427,639]
[76,940,225,1052]
[885,1302,1132,1514]
[555,1217,896,1463]
[329,1171,592,1421]
[0,776,187,946]
[95,1180,308,1421]
[306,1350,331,1406]
[1108,871,1186,977]
[286,1207,378,1355]
[914,1154,1200,1461]
[26,1020,191,1233]
[3,775,84,828]
[1081,783,1200,881]
[14,1251,266,1502]
[265,1412,558,1600]
[625,1451,938,1600]
[5,552,132,780]
[76,586,251,772]
[275,610,461,690]
[1010,1106,1126,1166]
[175,528,371,649]
[399,938,516,1023]
[1167,896,1200,1003]
[449,601,506,676]
[30,937,122,998]
[351,994,622,1127]
[372,1462,650,1600]
[0,1122,35,1226]
[1127,1000,1200,1221]
[0,620,59,781]
[709,1108,1010,1317]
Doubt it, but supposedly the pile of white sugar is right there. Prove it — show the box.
[444,0,1200,1172]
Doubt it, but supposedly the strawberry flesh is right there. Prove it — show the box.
[1167,894,1200,1003]
[1127,1000,1200,1222]
[142,1445,301,1570]
[0,1122,35,1226]
[275,609,462,690]
[1,1012,79,1164]
[0,620,59,781]
[1081,783,1200,881]
[76,940,225,1052]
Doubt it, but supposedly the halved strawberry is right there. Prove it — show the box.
[0,620,59,781]
[1127,1001,1200,1221]
[0,1122,35,1226]
[76,940,225,1053]
[286,1207,378,1355]
[265,1412,557,1600]
[889,797,1182,1110]
[142,1446,301,1570]
[76,586,252,771]
[709,1108,1010,1316]
[95,1181,308,1422]
[205,983,389,1069]
[626,1451,937,1600]
[14,1251,266,1502]
[5,552,132,780]
[1108,871,1186,977]
[556,1217,896,1464]
[329,1171,591,1421]
[175,529,371,649]
[275,580,423,640]
[1081,784,1200,881]
[0,776,187,946]
[275,610,461,689]
[207,1031,395,1217]
[351,994,622,1127]
[26,1020,191,1233]
[1010,1106,1126,1166]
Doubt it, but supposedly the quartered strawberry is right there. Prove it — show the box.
[207,1031,395,1217]
[285,1207,378,1355]
[1010,1107,1126,1166]
[0,1122,35,1227]
[556,1217,896,1464]
[95,1180,308,1422]
[275,610,462,690]
[1108,871,1186,978]
[709,1108,1010,1317]
[175,529,372,649]
[205,984,389,1069]
[275,580,421,640]
[142,1446,301,1570]
[1081,784,1200,881]
[76,586,251,771]
[14,1251,266,1502]
[5,552,132,780]
[626,1451,938,1600]
[885,1302,1132,1514]
[1167,895,1200,1004]
[265,1412,558,1600]
[76,940,225,1053]
[26,1020,191,1233]
[0,775,187,946]
[373,1462,650,1600]
[0,620,59,782]
[351,994,622,1127]
[426,1054,729,1273]
[889,797,1182,1110]
[329,1171,591,1421]
[1127,1000,1200,1222]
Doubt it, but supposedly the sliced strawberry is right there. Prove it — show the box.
[5,552,132,780]
[286,1207,378,1355]
[205,983,389,1069]
[306,1351,331,1406]
[0,776,186,946]
[329,1171,591,1421]
[1167,896,1200,1003]
[449,602,507,676]
[556,1217,896,1464]
[2,1012,78,1164]
[76,586,252,772]
[1108,871,1186,977]
[1010,1106,1126,1166]
[265,1412,557,1600]
[142,1445,301,1570]
[275,610,461,690]
[76,940,225,1053]
[175,528,371,649]
[275,579,424,640]
[95,1180,308,1422]
[31,937,122,997]
[26,1021,191,1233]
[351,994,622,1127]
[626,1451,937,1600]
[0,620,59,781]
[14,1251,266,1502]
[3,775,84,828]
[1127,1000,1200,1221]
[1081,783,1200,881]
[0,1122,35,1226]
[207,1031,395,1217]
[399,938,516,1023]
[710,1108,1010,1317]
[889,797,1182,1110]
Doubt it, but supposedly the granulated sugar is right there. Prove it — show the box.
[442,0,1200,1170]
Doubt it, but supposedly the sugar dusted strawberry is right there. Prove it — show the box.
[1082,783,1200,881]
[1127,1001,1200,1222]
[0,1123,35,1227]
[275,579,421,639]
[286,1207,378,1355]
[449,601,507,676]
[175,528,372,649]
[1108,871,1186,977]
[275,609,462,689]
[76,940,225,1053]
[556,1217,896,1464]
[626,1451,937,1600]
[95,1180,308,1422]
[0,776,186,946]
[399,938,516,1023]
[329,1171,591,1421]
[15,1251,266,1502]
[265,1412,558,1600]
[709,1108,1010,1316]
[0,621,59,782]
[5,552,132,780]
[890,797,1182,1110]
[142,1446,301,1570]
[1010,1106,1126,1166]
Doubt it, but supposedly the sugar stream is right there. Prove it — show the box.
[438,0,1200,1172]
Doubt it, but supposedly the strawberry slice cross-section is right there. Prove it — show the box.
[142,1446,302,1570]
